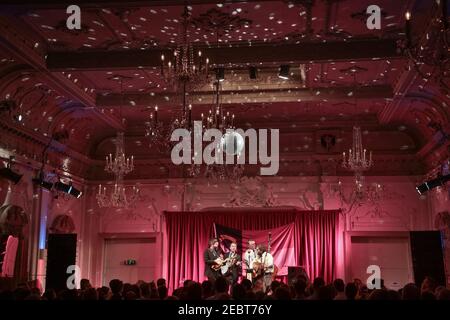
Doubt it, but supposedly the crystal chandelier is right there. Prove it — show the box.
[96,177,140,209]
[403,1,449,91]
[332,180,385,214]
[97,132,140,209]
[104,132,134,176]
[342,126,373,191]
[160,5,209,91]
[146,5,208,150]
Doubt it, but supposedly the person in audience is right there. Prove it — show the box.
[358,285,369,300]
[139,282,150,299]
[124,291,137,300]
[42,289,56,301]
[97,286,110,300]
[437,288,450,300]
[402,283,420,300]
[333,279,346,300]
[80,278,92,291]
[274,286,291,300]
[253,279,264,293]
[245,290,257,300]
[241,278,253,292]
[82,287,98,300]
[201,280,214,300]
[420,276,437,295]
[293,277,307,300]
[368,289,388,300]
[109,279,123,300]
[206,276,230,300]
[186,282,202,300]
[421,291,436,300]
[269,280,281,295]
[386,290,401,300]
[3,269,448,301]
[158,285,168,300]
[157,278,166,288]
[318,285,335,300]
[149,281,160,299]
[345,282,358,300]
[307,277,325,300]
[231,283,246,300]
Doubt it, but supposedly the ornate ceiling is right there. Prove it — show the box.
[0,0,449,180]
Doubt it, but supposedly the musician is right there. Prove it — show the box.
[255,245,274,293]
[223,242,241,285]
[243,240,257,281]
[203,238,221,282]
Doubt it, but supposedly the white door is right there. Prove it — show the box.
[350,236,413,290]
[103,238,159,286]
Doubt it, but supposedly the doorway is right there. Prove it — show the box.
[103,237,159,286]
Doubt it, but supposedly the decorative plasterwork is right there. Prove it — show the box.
[228,176,276,207]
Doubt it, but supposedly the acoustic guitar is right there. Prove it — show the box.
[252,232,278,281]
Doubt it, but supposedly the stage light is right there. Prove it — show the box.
[54,181,82,198]
[249,66,257,79]
[0,100,16,113]
[416,174,450,195]
[0,167,22,184]
[278,65,290,80]
[32,178,53,191]
[0,157,22,184]
[216,67,225,82]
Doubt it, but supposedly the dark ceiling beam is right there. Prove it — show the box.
[0,0,273,11]
[46,39,403,71]
[96,85,393,107]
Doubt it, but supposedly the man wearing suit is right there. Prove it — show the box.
[223,242,241,285]
[203,238,221,282]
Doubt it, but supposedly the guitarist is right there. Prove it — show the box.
[256,245,274,293]
[223,242,241,285]
[203,238,221,282]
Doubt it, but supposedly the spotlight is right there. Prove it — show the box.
[0,156,22,184]
[0,168,22,184]
[278,65,290,80]
[416,174,450,195]
[54,181,82,198]
[13,114,23,122]
[216,67,225,82]
[249,66,257,79]
[32,177,53,191]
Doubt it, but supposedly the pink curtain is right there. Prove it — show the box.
[241,223,296,276]
[164,208,340,292]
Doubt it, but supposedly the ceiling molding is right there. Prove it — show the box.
[0,16,125,131]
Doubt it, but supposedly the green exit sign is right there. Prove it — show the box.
[124,259,137,265]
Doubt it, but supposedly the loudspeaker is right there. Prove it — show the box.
[410,231,446,287]
[287,266,309,286]
[46,234,77,291]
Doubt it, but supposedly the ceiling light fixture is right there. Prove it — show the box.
[216,67,225,82]
[249,66,257,79]
[278,65,290,80]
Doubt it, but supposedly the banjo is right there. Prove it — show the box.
[220,252,238,275]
